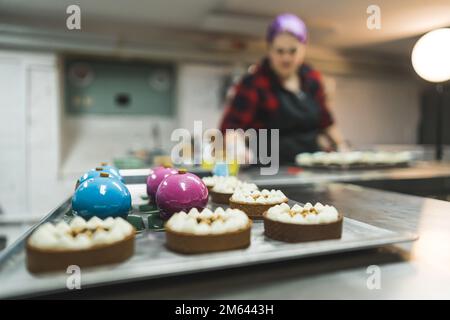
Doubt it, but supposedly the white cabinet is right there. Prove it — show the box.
[0,54,27,215]
[0,50,60,216]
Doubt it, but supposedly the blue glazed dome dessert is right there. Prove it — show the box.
[99,162,122,180]
[72,172,131,219]
[76,167,124,189]
[76,163,125,190]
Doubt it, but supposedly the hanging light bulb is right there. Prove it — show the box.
[411,28,450,83]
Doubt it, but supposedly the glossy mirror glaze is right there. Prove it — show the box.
[72,173,131,219]
[77,167,124,189]
[156,170,208,220]
[146,166,178,201]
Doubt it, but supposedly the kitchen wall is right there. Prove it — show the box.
[61,115,178,175]
[62,61,242,177]
[324,73,421,146]
[177,63,233,132]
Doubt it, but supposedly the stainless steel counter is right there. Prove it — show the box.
[121,161,450,186]
[239,161,450,187]
[38,182,450,299]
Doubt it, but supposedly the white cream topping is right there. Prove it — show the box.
[202,175,239,188]
[230,189,288,205]
[86,216,103,229]
[70,216,87,231]
[266,202,340,224]
[28,216,134,250]
[296,151,412,166]
[209,176,258,194]
[166,207,250,235]
[202,176,220,187]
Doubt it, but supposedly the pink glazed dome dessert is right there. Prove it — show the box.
[156,169,209,220]
[146,166,178,202]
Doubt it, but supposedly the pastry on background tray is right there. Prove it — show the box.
[296,151,412,167]
[263,202,343,243]
[26,216,135,273]
[229,189,288,219]
[165,207,251,254]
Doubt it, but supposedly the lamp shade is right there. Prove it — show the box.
[411,28,450,83]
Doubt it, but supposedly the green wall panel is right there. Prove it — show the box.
[65,58,175,116]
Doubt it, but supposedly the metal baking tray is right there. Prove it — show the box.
[0,184,418,299]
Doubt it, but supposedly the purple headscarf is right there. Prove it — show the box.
[266,13,308,44]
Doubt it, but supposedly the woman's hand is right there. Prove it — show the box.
[322,124,350,152]
[336,141,351,152]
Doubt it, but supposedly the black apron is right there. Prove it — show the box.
[269,87,321,165]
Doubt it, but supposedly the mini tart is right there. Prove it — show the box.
[209,178,258,205]
[209,189,233,204]
[229,189,288,220]
[204,176,237,203]
[201,176,217,191]
[26,217,135,273]
[263,202,343,243]
[201,175,239,190]
[165,207,252,254]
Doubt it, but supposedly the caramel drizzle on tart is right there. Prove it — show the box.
[195,216,227,225]
[69,226,111,238]
[291,207,318,217]
[251,193,274,200]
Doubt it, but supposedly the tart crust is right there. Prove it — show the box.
[263,212,343,243]
[165,221,252,254]
[229,199,289,220]
[209,190,233,204]
[26,232,135,274]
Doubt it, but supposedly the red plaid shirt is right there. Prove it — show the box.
[220,58,334,132]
